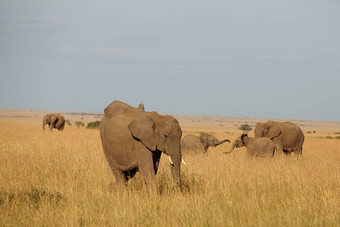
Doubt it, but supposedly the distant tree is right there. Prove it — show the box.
[86,121,100,129]
[75,121,85,128]
[238,124,252,132]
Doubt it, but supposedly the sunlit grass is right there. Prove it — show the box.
[0,120,339,226]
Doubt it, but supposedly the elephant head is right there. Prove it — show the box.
[254,121,281,140]
[43,113,57,130]
[199,132,230,152]
[225,133,247,154]
[128,112,183,187]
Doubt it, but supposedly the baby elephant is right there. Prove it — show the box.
[225,133,276,158]
[181,132,230,153]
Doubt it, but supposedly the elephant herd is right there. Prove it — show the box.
[43,100,305,191]
[183,120,304,159]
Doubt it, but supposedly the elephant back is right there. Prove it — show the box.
[181,134,204,153]
[277,122,302,137]
[104,100,142,118]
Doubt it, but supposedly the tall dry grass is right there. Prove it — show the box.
[0,119,339,226]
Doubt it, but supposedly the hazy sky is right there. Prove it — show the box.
[1,0,339,121]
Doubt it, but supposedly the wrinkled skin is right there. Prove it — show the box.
[225,133,276,159]
[100,101,183,191]
[254,120,304,158]
[42,113,65,131]
[181,132,230,153]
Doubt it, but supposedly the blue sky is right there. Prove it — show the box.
[1,0,339,121]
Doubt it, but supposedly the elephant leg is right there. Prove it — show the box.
[108,164,128,187]
[246,151,252,159]
[107,168,128,192]
[274,143,284,155]
[49,123,54,131]
[115,173,128,188]
[138,159,157,192]
[294,148,302,160]
[43,122,50,130]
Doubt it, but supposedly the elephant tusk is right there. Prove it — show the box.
[168,156,174,165]
[168,156,186,165]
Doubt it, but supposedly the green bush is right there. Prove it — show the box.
[65,120,72,127]
[86,121,100,129]
[238,124,252,132]
[75,121,85,128]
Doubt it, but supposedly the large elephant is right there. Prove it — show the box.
[254,120,304,158]
[181,132,230,153]
[100,101,184,191]
[225,133,276,159]
[42,113,65,131]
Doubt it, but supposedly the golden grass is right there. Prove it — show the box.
[0,119,340,226]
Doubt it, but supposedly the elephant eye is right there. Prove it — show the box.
[162,133,169,139]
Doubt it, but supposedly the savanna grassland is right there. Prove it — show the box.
[0,111,340,226]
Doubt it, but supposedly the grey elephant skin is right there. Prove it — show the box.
[225,133,276,159]
[42,113,65,131]
[254,120,304,158]
[100,101,183,190]
[181,132,230,153]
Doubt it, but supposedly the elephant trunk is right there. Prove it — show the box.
[169,153,182,188]
[216,139,230,146]
[224,141,236,154]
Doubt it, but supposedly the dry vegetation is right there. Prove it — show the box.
[1,112,340,226]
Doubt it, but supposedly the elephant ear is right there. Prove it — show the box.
[267,125,281,140]
[128,114,156,151]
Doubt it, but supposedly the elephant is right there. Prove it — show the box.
[225,133,276,159]
[254,120,304,158]
[181,132,230,153]
[65,120,72,127]
[100,100,184,191]
[42,113,65,131]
